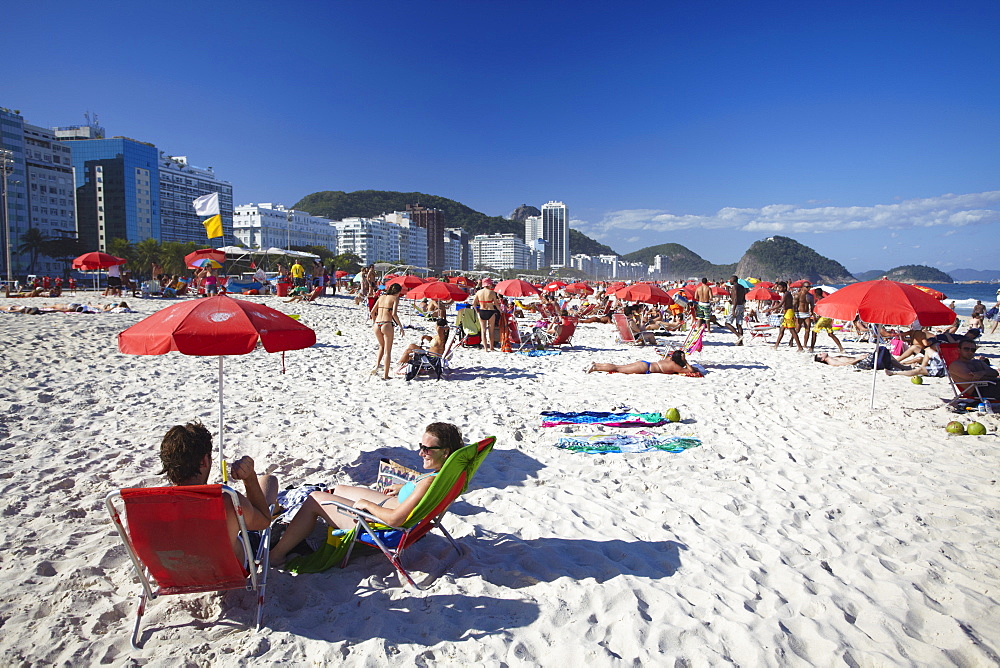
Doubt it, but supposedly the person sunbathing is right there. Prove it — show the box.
[948,340,1000,400]
[586,350,702,376]
[813,350,912,372]
[269,422,464,568]
[396,318,450,369]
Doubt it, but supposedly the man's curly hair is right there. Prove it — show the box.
[158,422,212,484]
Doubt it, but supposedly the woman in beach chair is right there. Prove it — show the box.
[586,350,702,376]
[396,319,449,370]
[270,423,465,569]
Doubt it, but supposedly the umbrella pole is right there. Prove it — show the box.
[219,355,227,483]
[869,325,879,409]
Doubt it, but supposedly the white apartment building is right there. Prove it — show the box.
[384,211,429,268]
[470,233,537,270]
[23,122,77,275]
[523,214,543,246]
[443,227,470,271]
[233,203,337,251]
[159,154,233,244]
[540,201,569,267]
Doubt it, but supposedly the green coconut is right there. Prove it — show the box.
[665,408,681,423]
[967,422,987,436]
[946,421,966,435]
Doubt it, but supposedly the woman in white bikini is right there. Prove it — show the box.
[269,423,464,568]
[370,283,403,379]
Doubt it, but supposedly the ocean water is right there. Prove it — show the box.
[830,283,999,317]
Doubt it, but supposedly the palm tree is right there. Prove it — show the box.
[17,228,48,275]
[133,238,163,280]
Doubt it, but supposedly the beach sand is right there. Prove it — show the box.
[1,293,998,666]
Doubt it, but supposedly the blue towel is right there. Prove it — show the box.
[554,434,701,454]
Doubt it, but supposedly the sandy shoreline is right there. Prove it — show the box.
[1,292,998,666]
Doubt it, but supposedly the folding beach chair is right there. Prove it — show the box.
[105,485,273,649]
[288,436,496,589]
[403,349,448,381]
[549,316,577,346]
[939,343,997,410]
[613,312,639,345]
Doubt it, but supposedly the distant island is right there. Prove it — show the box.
[292,189,980,282]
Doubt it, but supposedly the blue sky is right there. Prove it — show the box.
[5,1,999,273]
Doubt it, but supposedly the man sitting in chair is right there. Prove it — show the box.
[159,422,279,556]
[948,340,1000,400]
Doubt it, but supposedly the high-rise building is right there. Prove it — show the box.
[233,203,336,251]
[443,227,471,271]
[540,201,568,267]
[384,211,429,267]
[63,135,160,250]
[405,204,444,270]
[1,109,31,279]
[470,233,537,270]
[334,217,400,265]
[159,154,233,244]
[524,214,543,247]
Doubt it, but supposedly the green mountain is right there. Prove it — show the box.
[736,236,854,283]
[292,190,614,257]
[856,266,954,283]
[622,243,734,279]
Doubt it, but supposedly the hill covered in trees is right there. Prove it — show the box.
[735,236,854,283]
[621,243,735,279]
[855,265,953,283]
[292,190,615,257]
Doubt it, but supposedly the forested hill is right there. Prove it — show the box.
[292,190,615,257]
[736,236,854,283]
[622,243,735,279]
[855,265,954,283]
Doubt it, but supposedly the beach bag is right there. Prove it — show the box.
[986,306,999,319]
[889,338,906,356]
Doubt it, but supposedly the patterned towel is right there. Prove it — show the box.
[541,411,667,427]
[518,349,562,356]
[554,434,701,454]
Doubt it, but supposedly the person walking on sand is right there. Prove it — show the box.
[693,278,713,326]
[771,282,804,351]
[723,275,747,345]
[807,289,846,353]
[370,283,403,379]
[473,278,501,351]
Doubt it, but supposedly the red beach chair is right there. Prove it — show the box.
[939,343,997,409]
[105,485,273,648]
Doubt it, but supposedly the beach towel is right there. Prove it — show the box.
[541,411,668,427]
[517,349,562,356]
[554,434,701,454]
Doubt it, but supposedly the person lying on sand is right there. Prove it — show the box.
[158,422,278,558]
[586,350,703,376]
[813,350,912,372]
[269,422,464,569]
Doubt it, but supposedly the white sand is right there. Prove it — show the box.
[1,292,998,666]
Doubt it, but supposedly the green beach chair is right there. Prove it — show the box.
[287,436,495,588]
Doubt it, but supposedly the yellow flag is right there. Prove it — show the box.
[202,214,223,239]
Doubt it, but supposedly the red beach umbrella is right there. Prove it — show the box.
[814,279,957,408]
[184,248,226,268]
[615,284,675,305]
[405,281,468,301]
[118,295,315,480]
[711,285,729,296]
[789,279,810,288]
[72,252,126,270]
[495,279,541,298]
[754,281,775,289]
[667,286,696,299]
[564,282,594,295]
[448,276,475,287]
[334,270,349,278]
[912,284,947,300]
[543,281,567,292]
[746,287,780,301]
[385,275,426,293]
[607,282,626,292]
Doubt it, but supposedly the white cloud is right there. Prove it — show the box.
[587,191,1000,235]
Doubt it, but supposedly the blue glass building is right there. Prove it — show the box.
[64,137,160,250]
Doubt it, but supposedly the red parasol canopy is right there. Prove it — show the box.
[789,279,811,288]
[185,248,226,269]
[448,276,475,287]
[746,287,781,301]
[495,279,541,298]
[814,279,955,327]
[118,296,315,481]
[607,282,626,292]
[564,282,594,295]
[334,270,349,278]
[912,284,947,300]
[385,275,426,293]
[404,281,468,301]
[72,252,126,270]
[615,284,675,305]
[667,286,696,299]
[754,281,775,289]
[711,285,729,296]
[543,281,567,292]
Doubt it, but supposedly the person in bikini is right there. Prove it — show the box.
[395,318,450,370]
[472,278,500,351]
[586,350,703,376]
[370,283,403,379]
[269,422,464,569]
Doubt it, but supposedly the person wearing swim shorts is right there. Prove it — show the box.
[771,282,804,352]
[269,422,464,568]
[692,278,713,326]
[723,275,747,345]
[586,350,702,376]
[948,340,1000,400]
[473,278,500,351]
[806,288,845,353]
